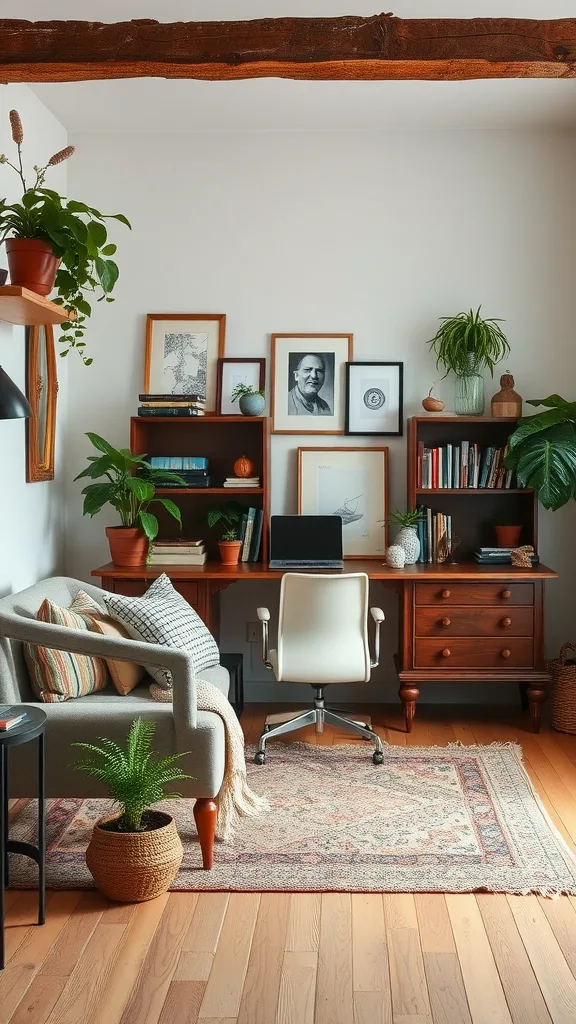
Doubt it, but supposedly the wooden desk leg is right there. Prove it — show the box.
[527,683,547,734]
[399,685,419,733]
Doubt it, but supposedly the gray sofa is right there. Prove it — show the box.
[0,576,230,868]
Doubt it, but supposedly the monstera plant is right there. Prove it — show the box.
[504,395,576,510]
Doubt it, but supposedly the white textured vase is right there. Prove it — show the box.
[396,526,420,565]
[385,544,406,568]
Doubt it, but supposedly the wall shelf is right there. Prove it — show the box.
[0,286,74,326]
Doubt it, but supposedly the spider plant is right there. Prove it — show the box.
[504,394,576,510]
[428,306,510,377]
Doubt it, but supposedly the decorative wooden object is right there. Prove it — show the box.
[0,286,74,326]
[26,324,57,482]
[1,17,575,83]
[491,373,523,417]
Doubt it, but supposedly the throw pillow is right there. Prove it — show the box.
[103,573,220,688]
[88,617,145,695]
[24,592,108,703]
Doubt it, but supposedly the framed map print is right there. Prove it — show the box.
[144,313,226,411]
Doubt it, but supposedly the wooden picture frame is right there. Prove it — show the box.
[271,333,353,434]
[216,357,266,415]
[345,361,404,436]
[298,446,389,557]
[26,324,58,482]
[144,313,226,412]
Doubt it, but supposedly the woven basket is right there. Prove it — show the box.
[86,811,183,902]
[547,642,576,735]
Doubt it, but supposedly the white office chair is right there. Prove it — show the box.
[256,572,385,765]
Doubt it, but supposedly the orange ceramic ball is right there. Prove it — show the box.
[234,455,255,478]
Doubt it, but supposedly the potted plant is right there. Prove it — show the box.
[231,382,266,416]
[388,508,425,564]
[72,719,191,902]
[505,394,576,510]
[0,108,130,364]
[74,432,185,566]
[428,306,510,416]
[491,511,523,548]
[206,500,244,564]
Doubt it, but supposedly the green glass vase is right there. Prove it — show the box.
[454,372,485,415]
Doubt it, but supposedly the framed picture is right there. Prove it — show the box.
[144,313,226,411]
[216,358,266,415]
[345,362,403,436]
[298,447,389,557]
[271,334,353,434]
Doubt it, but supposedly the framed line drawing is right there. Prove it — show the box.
[271,334,353,434]
[345,361,404,436]
[144,313,226,411]
[298,446,389,557]
[216,357,266,415]
[26,324,57,482]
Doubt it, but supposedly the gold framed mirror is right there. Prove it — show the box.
[26,324,58,482]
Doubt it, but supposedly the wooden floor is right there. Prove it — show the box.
[2,704,576,1024]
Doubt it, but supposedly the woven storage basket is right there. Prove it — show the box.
[86,811,183,902]
[548,642,576,735]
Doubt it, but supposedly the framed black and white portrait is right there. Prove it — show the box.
[345,361,403,436]
[271,334,353,434]
[144,313,226,412]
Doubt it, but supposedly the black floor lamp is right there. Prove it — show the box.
[0,365,31,419]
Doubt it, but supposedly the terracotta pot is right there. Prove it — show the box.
[218,540,242,565]
[106,526,148,567]
[86,811,183,902]
[5,238,60,296]
[495,525,522,548]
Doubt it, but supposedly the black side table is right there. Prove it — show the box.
[220,653,244,718]
[1,706,46,969]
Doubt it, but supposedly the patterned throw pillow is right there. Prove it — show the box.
[24,591,108,703]
[103,573,220,689]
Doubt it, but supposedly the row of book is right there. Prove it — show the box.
[416,506,453,564]
[239,507,264,562]
[417,442,515,490]
[138,393,206,417]
[148,540,207,565]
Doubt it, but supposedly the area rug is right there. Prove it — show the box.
[7,742,576,895]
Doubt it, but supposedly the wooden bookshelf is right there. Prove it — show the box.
[408,416,537,559]
[0,286,75,326]
[130,415,269,561]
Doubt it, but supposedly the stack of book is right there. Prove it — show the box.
[138,394,206,417]
[148,539,207,565]
[149,456,211,488]
[238,507,264,562]
[417,441,515,489]
[0,706,27,730]
[416,505,453,564]
[473,547,539,565]
[223,476,260,489]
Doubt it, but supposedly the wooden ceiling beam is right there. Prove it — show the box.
[1,15,575,84]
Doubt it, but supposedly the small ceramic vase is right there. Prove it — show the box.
[385,544,406,568]
[395,526,420,565]
[239,393,265,416]
[491,373,522,418]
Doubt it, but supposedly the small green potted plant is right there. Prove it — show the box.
[73,719,192,902]
[505,394,576,510]
[0,108,130,364]
[231,382,266,417]
[388,508,425,564]
[428,306,510,415]
[74,432,185,566]
[206,500,245,564]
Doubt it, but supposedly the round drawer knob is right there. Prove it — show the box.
[441,648,451,658]
[441,617,451,627]
[441,589,451,599]
[501,589,512,600]
[501,648,511,659]
[501,617,512,628]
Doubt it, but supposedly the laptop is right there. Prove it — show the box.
[269,515,344,569]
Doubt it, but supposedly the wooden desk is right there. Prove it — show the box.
[93,559,557,733]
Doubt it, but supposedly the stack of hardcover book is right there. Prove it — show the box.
[238,507,264,562]
[473,547,539,565]
[417,441,514,489]
[149,456,211,487]
[223,476,260,488]
[148,539,207,565]
[0,706,27,730]
[138,394,206,417]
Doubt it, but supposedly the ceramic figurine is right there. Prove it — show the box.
[422,385,445,413]
[491,372,522,418]
[385,544,406,568]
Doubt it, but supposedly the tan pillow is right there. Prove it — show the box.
[88,616,145,695]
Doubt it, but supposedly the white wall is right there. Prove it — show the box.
[0,85,68,596]
[65,127,576,702]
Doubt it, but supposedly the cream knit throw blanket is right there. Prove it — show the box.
[151,678,268,841]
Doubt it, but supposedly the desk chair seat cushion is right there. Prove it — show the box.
[104,573,220,688]
[24,591,109,702]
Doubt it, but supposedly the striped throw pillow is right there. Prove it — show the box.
[24,592,108,703]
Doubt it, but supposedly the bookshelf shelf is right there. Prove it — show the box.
[0,286,75,326]
[155,487,264,495]
[416,488,532,495]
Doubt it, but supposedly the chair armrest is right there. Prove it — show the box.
[369,607,385,669]
[257,607,273,669]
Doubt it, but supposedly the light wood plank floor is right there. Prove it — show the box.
[3,704,576,1024]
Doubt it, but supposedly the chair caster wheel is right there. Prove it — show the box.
[372,751,384,765]
[254,751,266,765]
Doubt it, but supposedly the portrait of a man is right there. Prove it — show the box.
[287,352,334,416]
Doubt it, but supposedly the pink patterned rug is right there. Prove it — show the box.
[8,742,576,895]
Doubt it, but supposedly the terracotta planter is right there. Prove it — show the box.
[5,238,60,296]
[219,540,242,565]
[86,811,183,902]
[495,525,522,548]
[106,526,148,567]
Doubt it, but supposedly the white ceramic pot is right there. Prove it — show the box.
[385,544,406,568]
[396,526,420,565]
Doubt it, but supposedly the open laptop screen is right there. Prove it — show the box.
[270,515,343,562]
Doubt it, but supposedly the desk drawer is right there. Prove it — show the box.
[415,583,534,606]
[415,606,534,638]
[414,638,534,670]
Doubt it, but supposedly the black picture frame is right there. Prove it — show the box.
[345,361,404,436]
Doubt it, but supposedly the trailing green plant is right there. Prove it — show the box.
[388,508,425,528]
[0,108,130,364]
[504,395,576,511]
[428,306,510,377]
[72,719,192,832]
[74,432,185,541]
[230,382,265,403]
[206,500,244,541]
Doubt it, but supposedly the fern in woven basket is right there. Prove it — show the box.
[72,718,192,832]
